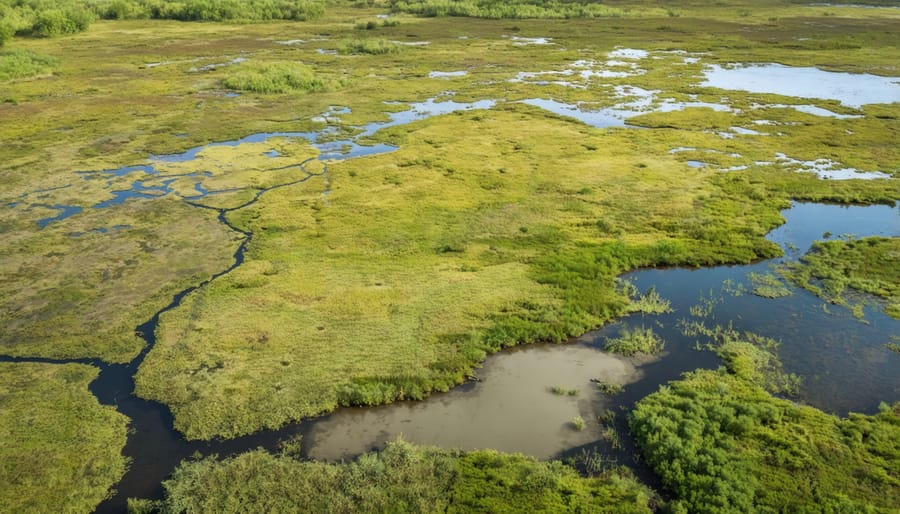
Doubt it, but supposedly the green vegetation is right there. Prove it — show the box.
[135,439,653,513]
[549,385,579,396]
[0,48,57,81]
[389,0,668,19]
[622,283,673,315]
[571,415,586,431]
[748,271,792,299]
[0,362,129,513]
[593,380,624,395]
[630,369,900,513]
[340,38,401,55]
[681,321,800,395]
[604,326,665,356]
[783,237,900,319]
[0,0,326,45]
[223,62,329,94]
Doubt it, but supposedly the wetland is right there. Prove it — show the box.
[1,0,898,512]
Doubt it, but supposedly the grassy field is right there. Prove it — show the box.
[0,363,129,513]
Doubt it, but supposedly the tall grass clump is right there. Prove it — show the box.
[604,325,664,356]
[340,38,401,55]
[0,48,57,80]
[223,62,328,94]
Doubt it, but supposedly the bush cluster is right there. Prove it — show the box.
[132,439,654,513]
[222,61,328,94]
[0,0,326,46]
[389,0,629,19]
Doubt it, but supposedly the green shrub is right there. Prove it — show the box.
[143,440,654,513]
[0,49,58,81]
[340,38,401,55]
[630,370,900,513]
[222,62,328,94]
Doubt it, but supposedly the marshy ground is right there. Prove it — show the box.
[0,1,898,512]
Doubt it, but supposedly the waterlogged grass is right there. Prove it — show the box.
[680,321,800,395]
[134,439,654,513]
[783,237,900,319]
[549,385,579,396]
[604,326,665,356]
[630,370,900,513]
[0,363,129,513]
[748,271,793,299]
[223,62,330,94]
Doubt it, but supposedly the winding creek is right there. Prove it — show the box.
[3,63,899,511]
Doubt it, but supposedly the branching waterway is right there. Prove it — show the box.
[3,92,898,511]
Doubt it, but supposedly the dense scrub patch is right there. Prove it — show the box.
[389,0,666,19]
[0,0,325,45]
[0,363,130,513]
[783,237,900,319]
[223,62,329,94]
[630,366,900,513]
[130,439,653,513]
[0,48,56,80]
[340,37,401,55]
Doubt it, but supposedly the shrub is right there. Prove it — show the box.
[222,62,328,94]
[340,38,401,55]
[0,49,58,81]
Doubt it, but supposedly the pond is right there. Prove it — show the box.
[702,63,900,108]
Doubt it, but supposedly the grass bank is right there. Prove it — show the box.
[0,362,129,513]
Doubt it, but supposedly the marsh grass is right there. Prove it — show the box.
[681,321,800,395]
[571,415,586,431]
[549,385,579,396]
[223,62,329,94]
[627,286,673,315]
[0,363,129,513]
[748,271,792,299]
[340,38,401,55]
[782,237,900,319]
[604,326,665,356]
[593,380,624,395]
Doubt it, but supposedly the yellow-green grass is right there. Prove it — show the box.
[784,237,900,319]
[0,362,129,513]
[134,439,654,513]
